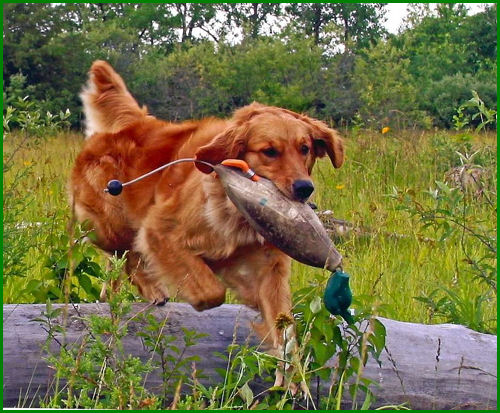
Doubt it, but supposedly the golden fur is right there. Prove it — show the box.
[70,60,344,350]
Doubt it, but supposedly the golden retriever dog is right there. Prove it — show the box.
[70,60,344,367]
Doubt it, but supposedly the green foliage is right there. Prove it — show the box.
[131,37,325,120]
[177,283,387,410]
[2,161,38,280]
[34,257,387,410]
[3,73,71,136]
[414,287,494,334]
[137,313,207,407]
[221,3,282,40]
[391,4,497,129]
[424,75,497,129]
[38,257,160,409]
[3,83,70,289]
[459,90,497,132]
[285,3,387,51]
[353,41,431,129]
[3,85,104,304]
[389,175,496,333]
[37,223,105,303]
[292,282,387,409]
[3,3,496,129]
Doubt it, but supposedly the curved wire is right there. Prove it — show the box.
[121,158,214,188]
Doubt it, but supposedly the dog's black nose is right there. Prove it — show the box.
[292,180,314,201]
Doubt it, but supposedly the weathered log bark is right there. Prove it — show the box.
[3,303,497,409]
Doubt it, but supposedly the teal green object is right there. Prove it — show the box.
[324,269,354,324]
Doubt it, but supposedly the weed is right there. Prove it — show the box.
[459,90,497,132]
[137,313,208,408]
[31,252,387,409]
[389,174,496,333]
[3,87,107,304]
[37,255,160,409]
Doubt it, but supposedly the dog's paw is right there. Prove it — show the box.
[139,282,170,306]
[188,282,226,311]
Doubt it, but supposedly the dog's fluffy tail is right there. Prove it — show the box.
[80,60,148,138]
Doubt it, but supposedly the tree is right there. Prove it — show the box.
[286,3,387,52]
[332,3,387,52]
[459,4,497,71]
[3,4,73,87]
[353,41,429,129]
[402,3,434,31]
[222,3,281,40]
[172,3,220,43]
[120,4,178,50]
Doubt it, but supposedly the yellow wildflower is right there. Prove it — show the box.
[336,184,345,190]
[381,126,390,134]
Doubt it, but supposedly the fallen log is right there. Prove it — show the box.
[3,303,497,409]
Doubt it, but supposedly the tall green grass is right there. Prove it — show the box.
[295,129,496,329]
[3,129,497,331]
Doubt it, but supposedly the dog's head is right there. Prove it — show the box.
[195,102,344,202]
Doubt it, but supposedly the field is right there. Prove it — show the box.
[3,128,497,332]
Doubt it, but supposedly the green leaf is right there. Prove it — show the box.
[313,339,335,366]
[370,318,387,357]
[317,367,332,381]
[83,261,103,278]
[78,273,94,296]
[360,389,372,410]
[215,367,227,378]
[350,356,361,372]
[309,295,322,314]
[23,279,43,295]
[238,382,253,408]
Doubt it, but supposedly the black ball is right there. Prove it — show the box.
[106,180,123,196]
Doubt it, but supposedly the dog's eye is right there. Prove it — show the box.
[300,144,310,155]
[262,147,279,158]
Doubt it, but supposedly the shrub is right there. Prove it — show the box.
[353,41,431,130]
[390,176,496,333]
[421,72,497,129]
[35,264,387,409]
[131,37,325,121]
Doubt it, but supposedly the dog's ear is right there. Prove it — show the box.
[306,117,344,169]
[195,102,265,174]
[195,124,247,173]
[272,108,344,169]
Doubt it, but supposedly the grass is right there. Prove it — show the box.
[3,128,497,331]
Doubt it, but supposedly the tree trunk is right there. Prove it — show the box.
[250,3,259,39]
[3,303,497,409]
[312,4,322,46]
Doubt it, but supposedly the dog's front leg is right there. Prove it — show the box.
[217,245,301,388]
[135,225,226,311]
[253,255,302,391]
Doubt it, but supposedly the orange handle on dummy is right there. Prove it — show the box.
[221,159,260,181]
